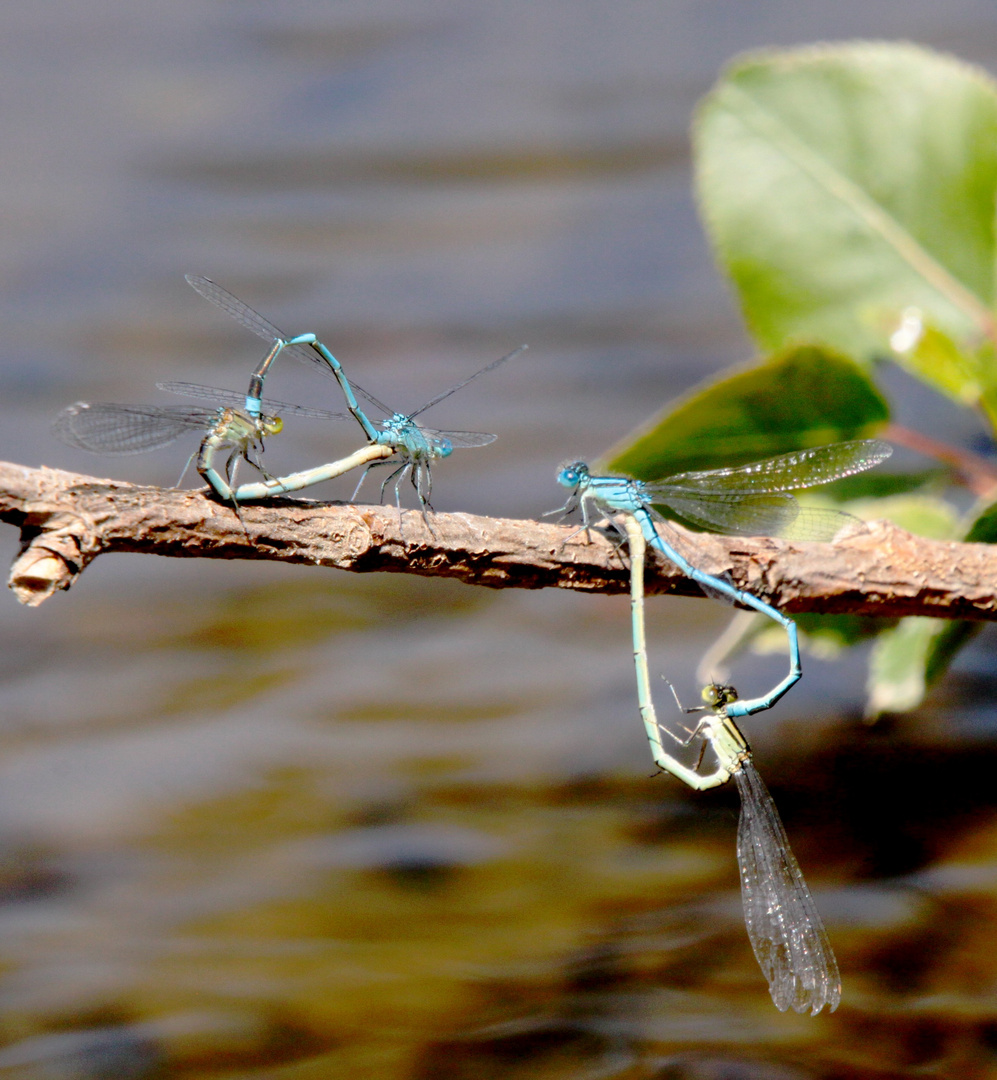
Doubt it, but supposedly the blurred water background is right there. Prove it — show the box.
[1,3,997,1077]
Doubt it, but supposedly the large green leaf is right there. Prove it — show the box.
[694,42,997,363]
[604,344,888,478]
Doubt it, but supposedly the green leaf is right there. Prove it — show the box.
[604,344,888,478]
[962,497,997,543]
[694,42,997,363]
[713,488,955,674]
[924,619,981,687]
[768,612,891,655]
[846,492,960,540]
[863,492,996,714]
[866,616,944,717]
[921,494,997,685]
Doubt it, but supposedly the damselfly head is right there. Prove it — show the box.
[702,682,738,710]
[556,461,590,490]
[262,416,283,436]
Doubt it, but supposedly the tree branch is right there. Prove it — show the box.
[1,459,994,619]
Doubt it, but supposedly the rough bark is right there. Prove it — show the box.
[1,460,994,618]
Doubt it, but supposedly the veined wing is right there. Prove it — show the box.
[157,381,350,421]
[53,402,218,454]
[186,274,325,370]
[658,490,857,541]
[352,382,396,419]
[657,491,799,538]
[408,345,526,419]
[367,414,497,451]
[305,344,525,425]
[423,428,497,449]
[660,439,892,495]
[734,762,841,1015]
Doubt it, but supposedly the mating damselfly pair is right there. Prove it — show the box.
[54,275,524,528]
[553,438,892,1013]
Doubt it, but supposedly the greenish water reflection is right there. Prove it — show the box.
[2,700,997,1077]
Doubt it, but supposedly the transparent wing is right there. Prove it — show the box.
[352,382,395,419]
[776,506,862,542]
[185,274,328,370]
[362,416,496,451]
[734,763,841,1015]
[52,403,216,454]
[352,347,524,425]
[409,345,526,419]
[659,439,892,495]
[657,491,858,541]
[657,491,801,538]
[157,381,351,421]
[423,428,497,449]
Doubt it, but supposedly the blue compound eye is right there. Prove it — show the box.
[562,461,591,485]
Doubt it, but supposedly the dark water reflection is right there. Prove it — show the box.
[1,3,997,1078]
